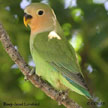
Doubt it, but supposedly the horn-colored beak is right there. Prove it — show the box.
[23,13,32,27]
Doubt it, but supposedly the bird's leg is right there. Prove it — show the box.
[58,89,69,105]
[28,67,35,76]
[24,68,35,81]
[60,90,69,99]
[24,75,28,81]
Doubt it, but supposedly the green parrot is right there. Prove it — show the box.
[23,3,91,98]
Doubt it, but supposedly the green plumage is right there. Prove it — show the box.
[30,31,91,98]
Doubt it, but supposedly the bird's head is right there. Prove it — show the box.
[23,3,56,35]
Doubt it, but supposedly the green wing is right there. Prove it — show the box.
[33,31,88,90]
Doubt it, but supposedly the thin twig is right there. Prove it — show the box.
[0,23,81,108]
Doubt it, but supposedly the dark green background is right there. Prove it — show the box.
[0,0,108,108]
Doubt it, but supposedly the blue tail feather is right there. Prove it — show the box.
[63,75,92,98]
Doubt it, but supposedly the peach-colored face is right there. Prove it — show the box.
[24,3,55,35]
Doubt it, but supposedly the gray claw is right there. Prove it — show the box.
[57,91,68,106]
[29,68,35,76]
[62,95,67,100]
[59,90,69,100]
[24,68,35,81]
[24,75,28,81]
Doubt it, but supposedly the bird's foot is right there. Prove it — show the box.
[58,90,69,105]
[24,75,28,81]
[28,68,35,76]
[59,90,68,100]
[24,68,35,81]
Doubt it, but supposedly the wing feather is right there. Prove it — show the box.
[34,31,88,90]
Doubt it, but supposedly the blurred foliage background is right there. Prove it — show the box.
[0,0,108,108]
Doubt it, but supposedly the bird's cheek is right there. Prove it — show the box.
[30,16,36,23]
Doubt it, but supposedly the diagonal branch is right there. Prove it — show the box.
[0,23,81,108]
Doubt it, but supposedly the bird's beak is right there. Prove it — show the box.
[23,13,32,27]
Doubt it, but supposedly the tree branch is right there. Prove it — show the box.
[0,23,81,108]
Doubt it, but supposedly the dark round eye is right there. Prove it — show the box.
[38,10,44,15]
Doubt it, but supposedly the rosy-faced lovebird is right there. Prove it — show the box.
[23,3,91,98]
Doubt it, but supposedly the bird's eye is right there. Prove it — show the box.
[37,9,44,15]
